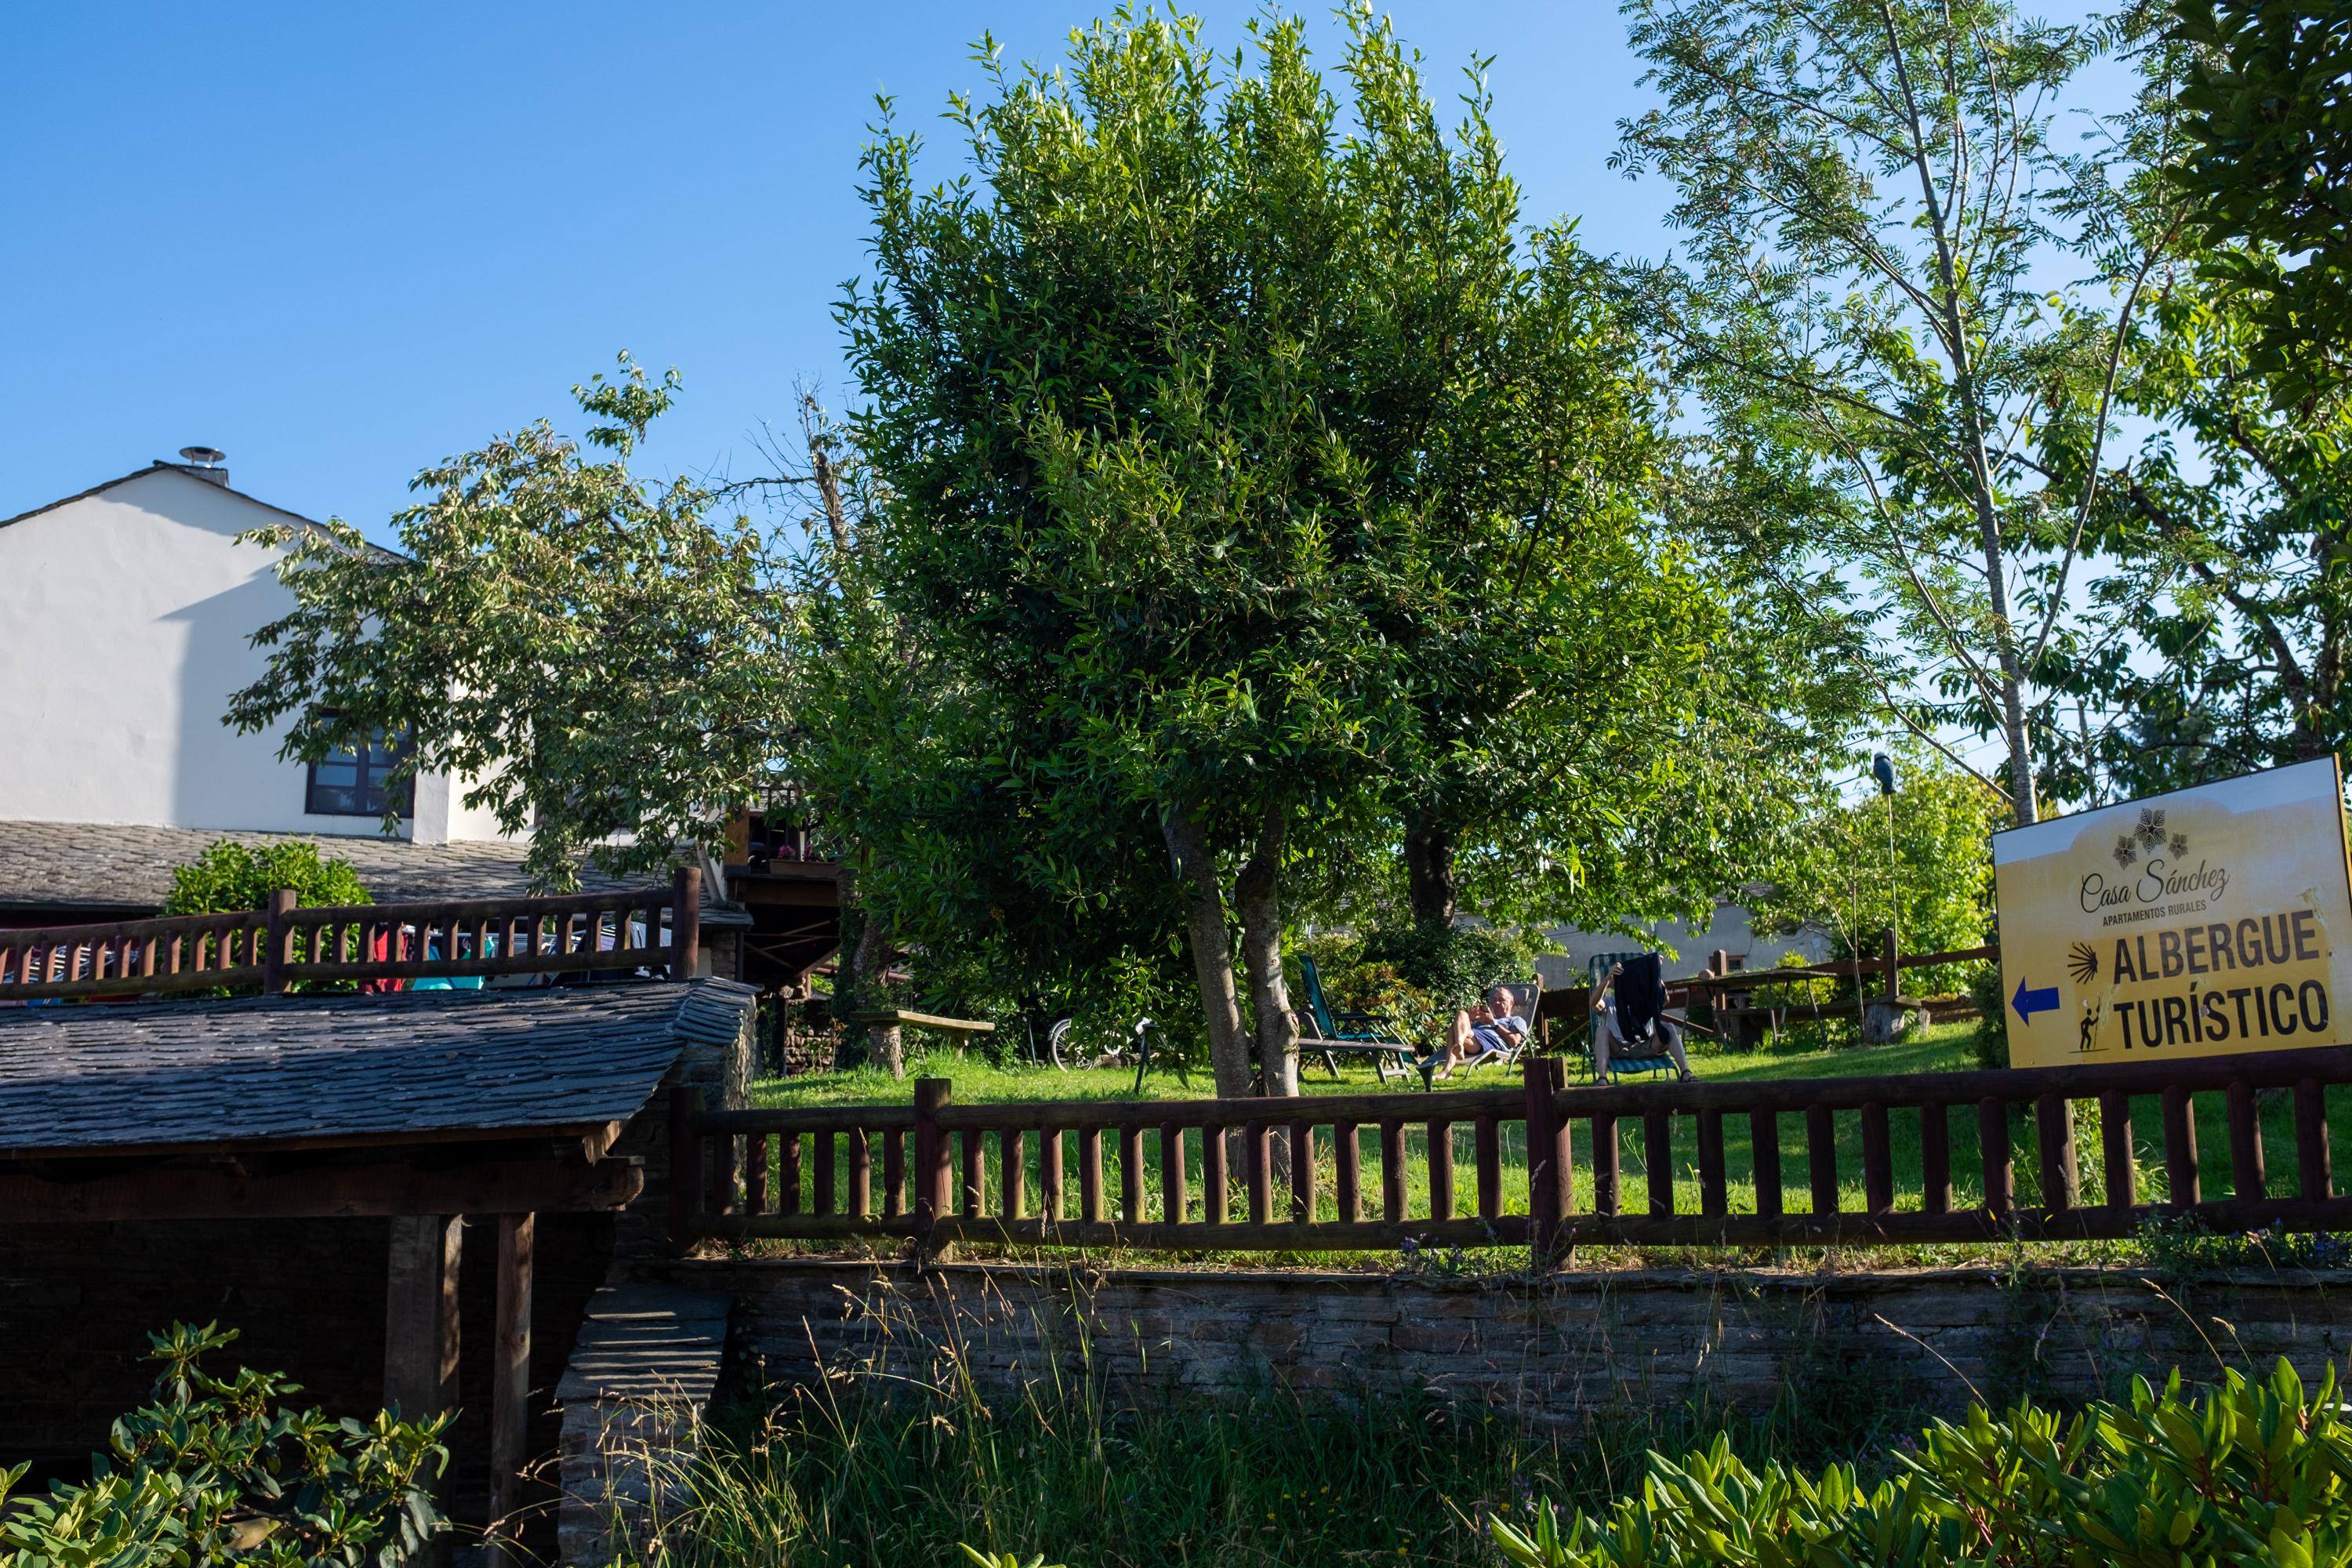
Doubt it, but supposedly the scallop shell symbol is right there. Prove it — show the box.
[2067,942,2098,985]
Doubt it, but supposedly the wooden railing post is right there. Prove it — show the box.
[2227,1078,2266,1201]
[262,888,297,994]
[1524,1058,1570,1262]
[2296,1078,2334,1200]
[1880,926,1900,1000]
[2162,1083,2201,1207]
[670,866,702,979]
[668,1084,703,1255]
[1860,1102,1893,1216]
[1979,1096,2013,1219]
[1919,1102,1951,1214]
[1750,1109,1782,1218]
[1698,1109,1730,1220]
[913,1077,953,1252]
[2100,1091,2136,1210]
[1592,1112,1621,1217]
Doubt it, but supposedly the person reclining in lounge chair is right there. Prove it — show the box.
[1592,956,1694,1085]
[1431,987,1530,1080]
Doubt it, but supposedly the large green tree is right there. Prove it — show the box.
[2016,12,2352,803]
[227,358,792,891]
[2044,265,2352,800]
[1615,0,2186,826]
[840,10,1786,1097]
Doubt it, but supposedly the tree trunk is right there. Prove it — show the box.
[1163,800,1255,1098]
[1879,9,2039,829]
[851,914,904,1080]
[1233,800,1299,1098]
[832,869,869,1073]
[830,866,903,1079]
[1403,817,1459,928]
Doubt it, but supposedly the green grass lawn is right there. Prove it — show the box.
[741,1020,2343,1270]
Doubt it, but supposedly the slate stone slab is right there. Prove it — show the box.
[557,1283,731,1403]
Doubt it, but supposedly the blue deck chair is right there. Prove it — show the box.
[1298,954,1427,1086]
[1584,952,1679,1083]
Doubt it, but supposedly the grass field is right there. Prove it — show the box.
[745,1019,2347,1269]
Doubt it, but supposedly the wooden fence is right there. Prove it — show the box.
[675,1044,2352,1255]
[0,868,701,1003]
[1668,938,1998,1044]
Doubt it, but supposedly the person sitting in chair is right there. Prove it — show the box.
[1592,959,1694,1085]
[1430,1001,1505,1086]
[1485,985,1531,1052]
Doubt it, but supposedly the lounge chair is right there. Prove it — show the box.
[1297,954,1428,1087]
[1580,951,1680,1082]
[1443,977,1541,1076]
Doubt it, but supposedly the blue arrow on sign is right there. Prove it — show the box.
[2013,978,2060,1025]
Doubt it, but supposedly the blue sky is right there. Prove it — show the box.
[2,2,1691,533]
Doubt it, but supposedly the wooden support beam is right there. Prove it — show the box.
[487,1212,535,1568]
[0,1156,641,1224]
[383,1215,461,1421]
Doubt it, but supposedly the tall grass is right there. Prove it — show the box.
[600,1277,1930,1568]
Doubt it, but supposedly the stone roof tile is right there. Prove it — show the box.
[0,977,755,1157]
[0,821,750,926]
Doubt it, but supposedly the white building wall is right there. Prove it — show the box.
[0,466,503,843]
[1537,903,1834,992]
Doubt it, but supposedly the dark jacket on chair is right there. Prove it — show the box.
[1615,953,1665,1043]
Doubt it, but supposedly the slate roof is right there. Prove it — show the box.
[0,820,751,926]
[0,461,337,535]
[0,977,755,1159]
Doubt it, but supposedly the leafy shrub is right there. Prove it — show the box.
[1493,1359,2352,1567]
[1312,958,1443,1044]
[1356,923,1552,1012]
[164,839,372,917]
[160,840,374,992]
[0,1322,448,1565]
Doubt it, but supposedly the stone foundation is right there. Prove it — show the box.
[652,1255,2352,1420]
[554,1284,730,1567]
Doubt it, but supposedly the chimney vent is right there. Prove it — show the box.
[174,446,229,486]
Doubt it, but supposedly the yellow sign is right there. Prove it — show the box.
[1991,757,2352,1069]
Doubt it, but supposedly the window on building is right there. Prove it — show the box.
[305,723,412,818]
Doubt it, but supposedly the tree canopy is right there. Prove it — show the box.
[227,358,790,891]
[836,9,1839,1094]
[1614,0,2183,827]
[2173,0,2352,402]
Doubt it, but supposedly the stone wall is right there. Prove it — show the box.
[655,1255,2352,1421]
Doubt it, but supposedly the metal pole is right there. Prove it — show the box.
[1884,787,1900,992]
